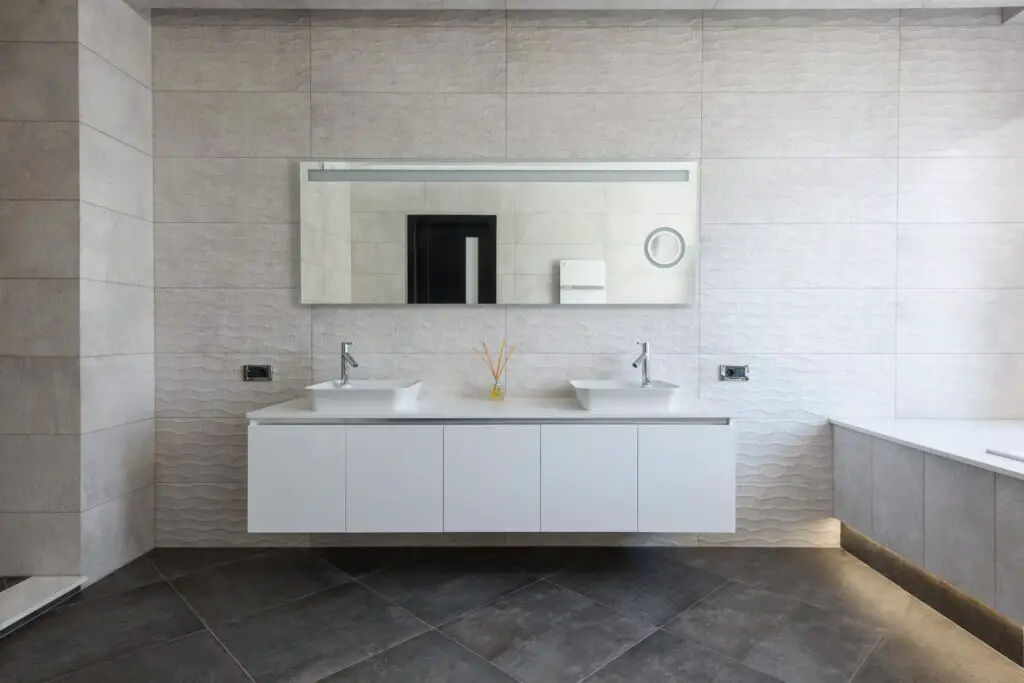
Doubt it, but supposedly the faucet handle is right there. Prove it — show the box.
[341,341,353,351]
[636,339,649,349]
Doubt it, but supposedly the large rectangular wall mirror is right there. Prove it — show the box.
[300,162,699,306]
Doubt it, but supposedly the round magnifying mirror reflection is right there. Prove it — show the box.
[643,227,686,269]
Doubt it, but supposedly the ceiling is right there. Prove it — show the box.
[126,0,1024,14]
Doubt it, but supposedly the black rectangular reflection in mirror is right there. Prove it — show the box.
[407,215,497,304]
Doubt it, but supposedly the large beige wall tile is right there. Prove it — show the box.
[899,158,1024,223]
[80,202,153,287]
[0,122,79,200]
[508,26,701,93]
[508,10,701,27]
[80,485,154,583]
[78,0,152,87]
[0,279,79,356]
[156,223,296,289]
[155,92,309,158]
[153,25,310,92]
[702,224,896,289]
[900,25,1024,92]
[155,158,296,223]
[899,92,1024,158]
[156,418,246,485]
[0,42,78,122]
[312,305,505,355]
[0,357,79,435]
[0,435,79,512]
[897,354,1024,419]
[898,290,1024,354]
[313,10,503,27]
[79,280,154,356]
[701,289,896,354]
[79,125,153,221]
[0,0,77,42]
[699,354,895,420]
[311,26,505,93]
[733,419,831,487]
[0,513,79,575]
[78,45,152,154]
[81,420,154,511]
[157,289,309,354]
[703,26,898,92]
[702,93,898,158]
[155,353,310,418]
[154,9,310,26]
[899,9,1001,26]
[898,224,1024,289]
[507,94,701,160]
[80,354,154,433]
[702,158,897,224]
[312,93,505,159]
[703,10,897,27]
[0,201,80,279]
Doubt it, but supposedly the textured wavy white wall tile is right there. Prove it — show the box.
[79,45,153,155]
[898,224,1024,289]
[701,159,897,224]
[507,26,702,94]
[700,483,838,547]
[156,223,297,289]
[80,355,155,433]
[156,418,247,485]
[508,10,701,27]
[899,92,1024,158]
[156,483,308,547]
[702,93,897,159]
[156,353,310,419]
[312,353,493,398]
[507,94,701,160]
[311,26,506,93]
[733,419,832,487]
[312,305,505,355]
[897,354,1024,419]
[703,26,898,93]
[153,25,310,92]
[898,290,1024,354]
[700,290,897,354]
[311,94,506,159]
[80,203,154,287]
[701,224,896,290]
[155,92,310,158]
[313,10,504,28]
[899,25,1024,92]
[507,353,699,398]
[155,158,297,224]
[79,125,153,222]
[703,10,898,27]
[156,289,310,354]
[506,306,697,354]
[699,355,895,420]
[898,158,1024,224]
[899,9,1001,26]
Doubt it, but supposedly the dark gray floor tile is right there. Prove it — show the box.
[53,631,251,683]
[0,583,202,683]
[587,630,783,683]
[148,548,268,579]
[442,580,652,683]
[318,547,439,578]
[361,552,536,625]
[173,549,349,627]
[488,547,597,576]
[674,547,766,581]
[663,581,802,660]
[743,602,881,683]
[321,630,517,683]
[549,548,728,626]
[215,582,429,683]
[75,558,164,604]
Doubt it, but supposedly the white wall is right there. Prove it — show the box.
[152,7,1024,547]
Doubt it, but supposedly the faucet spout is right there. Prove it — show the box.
[633,340,651,387]
[340,341,359,386]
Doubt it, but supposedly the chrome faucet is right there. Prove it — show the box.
[340,341,359,386]
[632,340,651,388]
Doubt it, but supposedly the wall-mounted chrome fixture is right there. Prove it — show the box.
[719,365,750,382]
[644,227,686,269]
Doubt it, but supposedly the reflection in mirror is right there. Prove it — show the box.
[299,162,699,306]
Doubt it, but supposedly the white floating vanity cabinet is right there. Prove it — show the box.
[248,421,735,534]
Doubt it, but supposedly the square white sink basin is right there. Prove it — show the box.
[570,379,683,412]
[307,379,422,412]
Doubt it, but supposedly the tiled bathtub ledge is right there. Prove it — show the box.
[831,418,1024,481]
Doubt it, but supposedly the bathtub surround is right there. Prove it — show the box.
[0,0,155,578]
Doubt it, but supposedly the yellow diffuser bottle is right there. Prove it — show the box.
[475,340,516,401]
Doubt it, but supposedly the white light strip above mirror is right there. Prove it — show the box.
[308,169,690,183]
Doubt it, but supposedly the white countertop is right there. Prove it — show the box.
[830,418,1024,481]
[248,396,730,425]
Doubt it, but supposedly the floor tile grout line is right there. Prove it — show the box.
[36,630,206,683]
[151,562,258,683]
[576,628,661,683]
[149,547,280,581]
[656,576,733,628]
[843,633,886,683]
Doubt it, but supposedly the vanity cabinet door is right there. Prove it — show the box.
[248,424,346,533]
[541,425,638,532]
[444,425,541,532]
[638,425,735,533]
[346,425,444,533]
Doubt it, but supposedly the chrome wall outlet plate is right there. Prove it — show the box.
[719,365,750,382]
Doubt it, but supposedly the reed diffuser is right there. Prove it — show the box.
[474,339,516,401]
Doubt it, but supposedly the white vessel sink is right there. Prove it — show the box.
[307,379,422,412]
[570,379,683,412]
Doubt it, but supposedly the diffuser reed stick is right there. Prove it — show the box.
[474,339,516,400]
